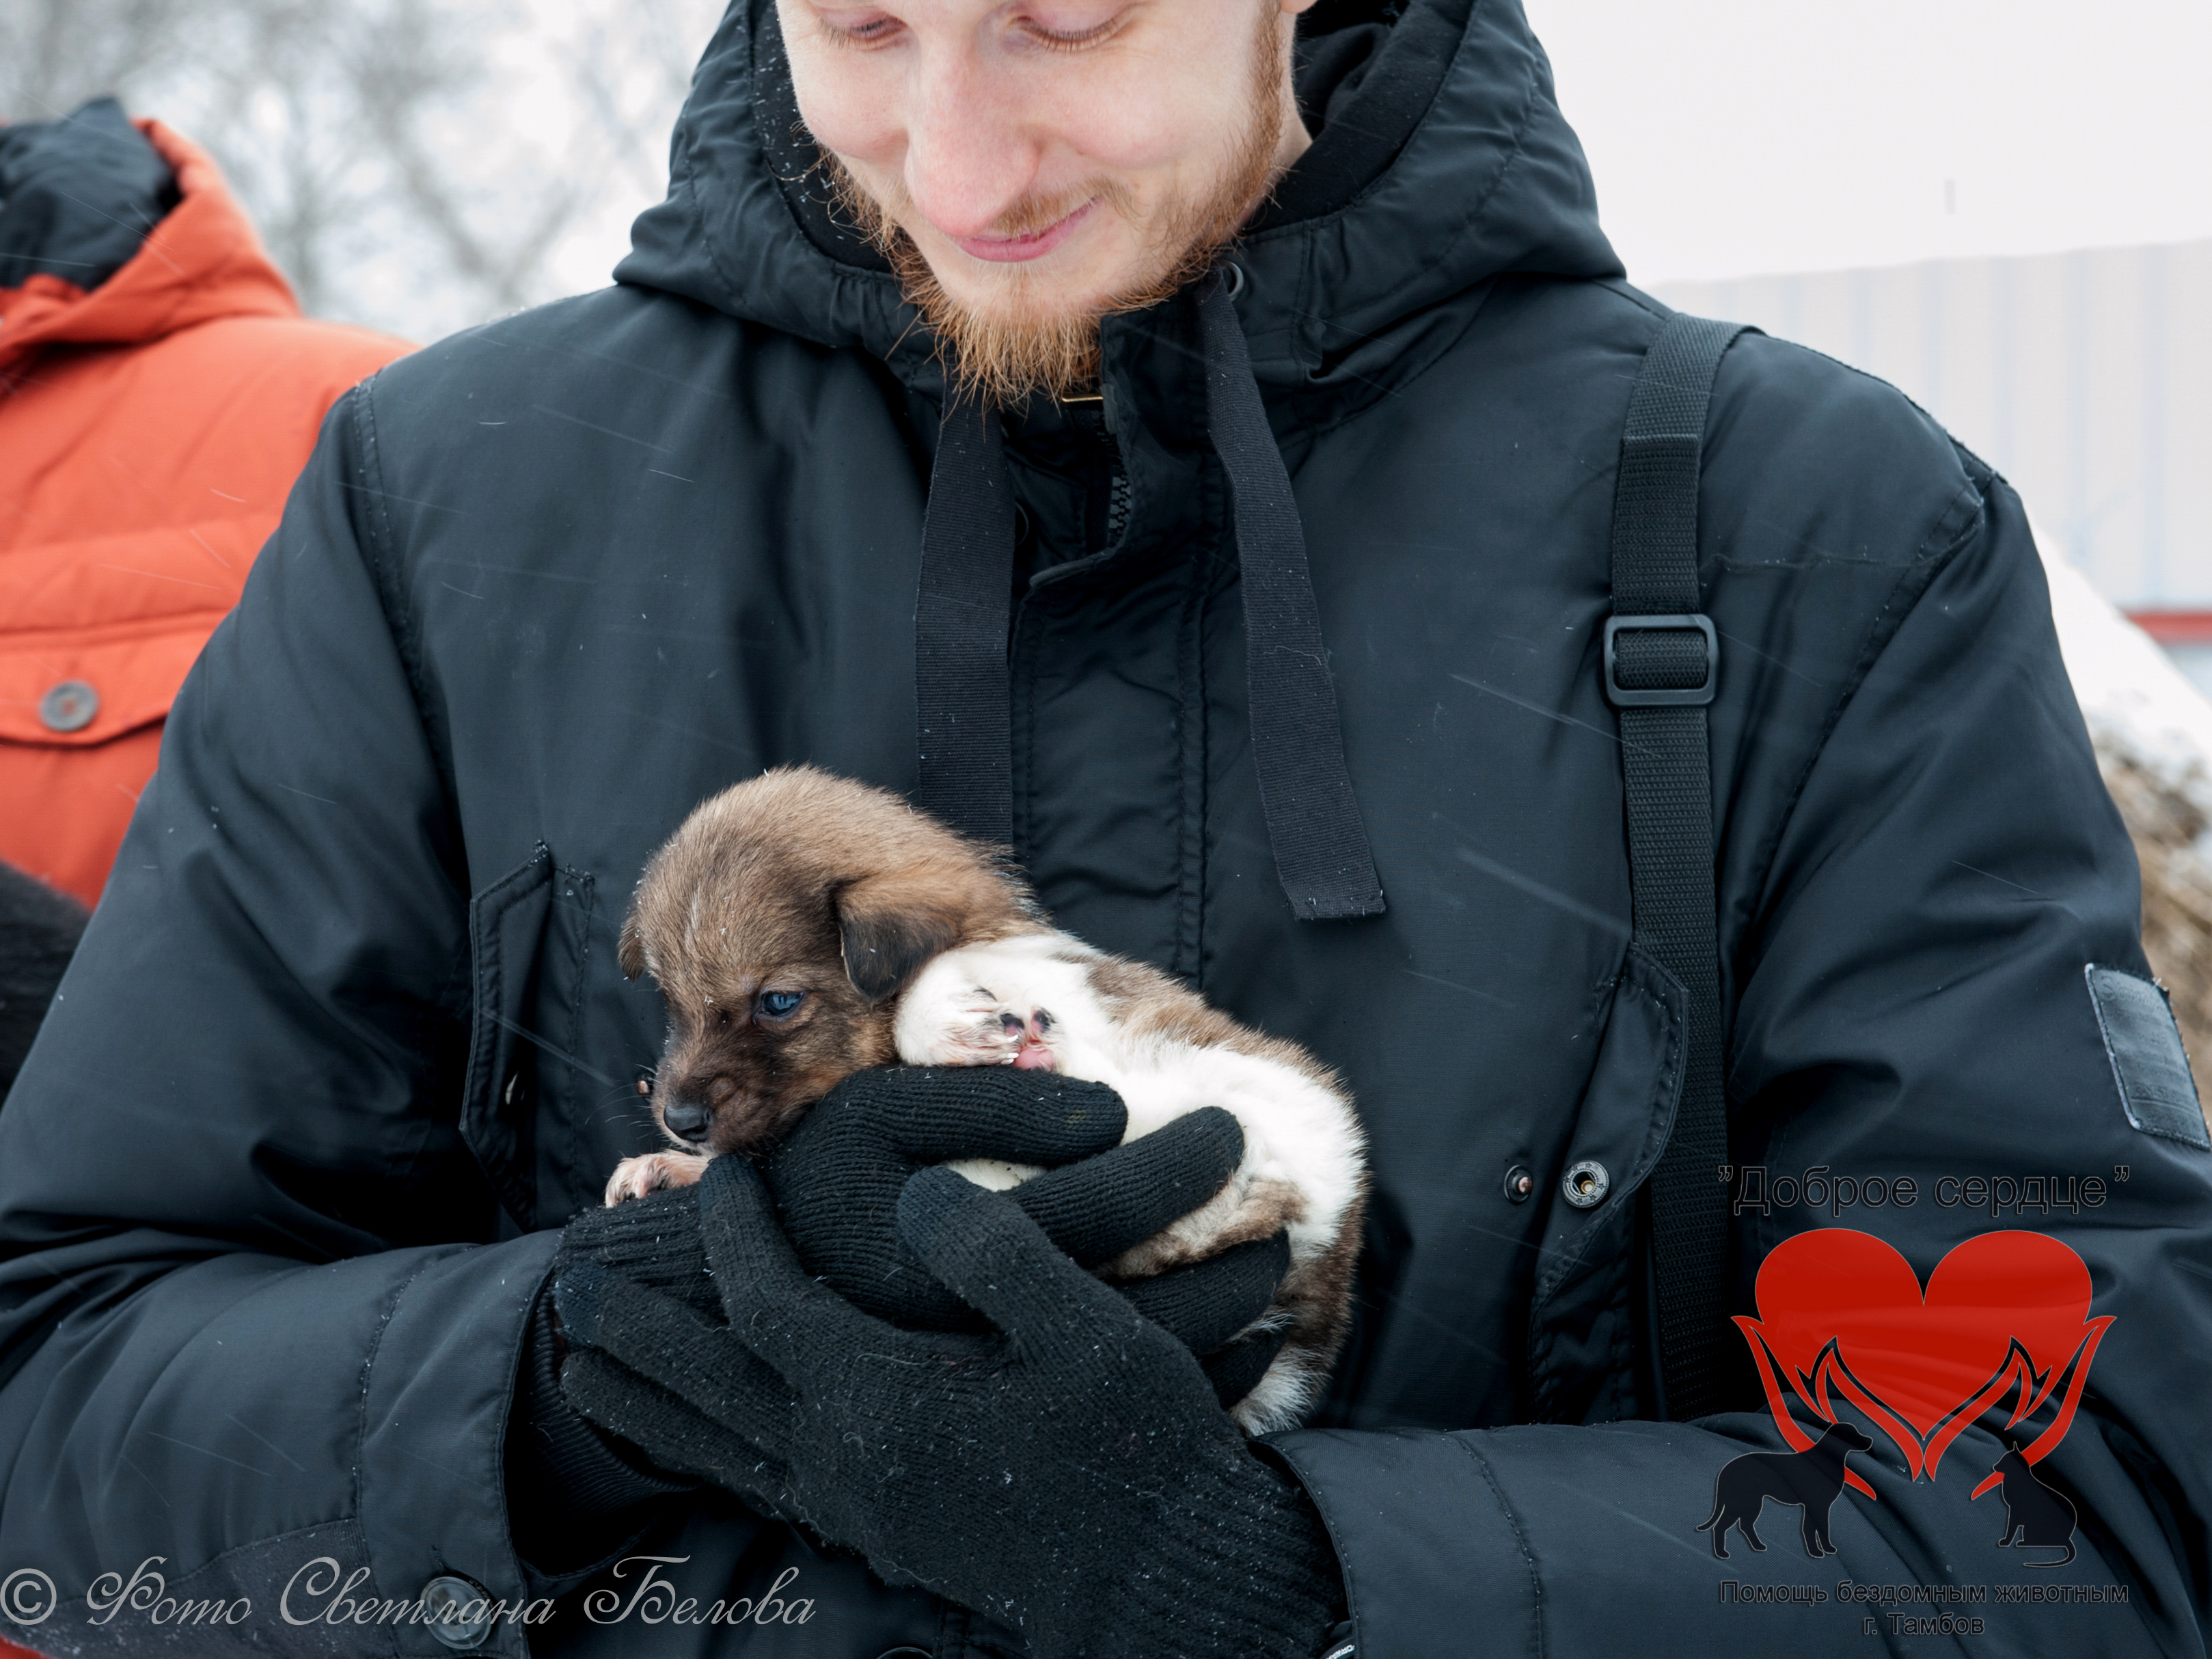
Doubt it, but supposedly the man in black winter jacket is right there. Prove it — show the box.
[3,2,2209,1657]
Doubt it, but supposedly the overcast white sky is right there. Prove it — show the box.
[1525,0,2212,283]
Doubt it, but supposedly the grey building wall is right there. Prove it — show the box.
[1654,239,2212,607]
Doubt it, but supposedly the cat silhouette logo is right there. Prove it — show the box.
[1984,1443,2079,1567]
[1697,1229,2110,1562]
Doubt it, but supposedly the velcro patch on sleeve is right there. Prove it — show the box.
[2086,965,2211,1150]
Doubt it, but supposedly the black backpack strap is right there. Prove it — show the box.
[1604,313,1748,1421]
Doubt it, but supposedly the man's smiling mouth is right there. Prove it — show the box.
[951,197,1100,264]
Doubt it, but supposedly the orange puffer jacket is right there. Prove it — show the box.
[0,118,409,905]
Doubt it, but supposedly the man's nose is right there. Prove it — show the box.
[662,1092,713,1143]
[901,54,1042,240]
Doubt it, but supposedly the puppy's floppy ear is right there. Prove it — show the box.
[835,876,960,1004]
[617,910,646,981]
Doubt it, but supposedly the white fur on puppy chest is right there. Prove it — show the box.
[893,930,1367,1432]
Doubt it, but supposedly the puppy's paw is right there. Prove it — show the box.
[900,983,1058,1071]
[605,1150,711,1206]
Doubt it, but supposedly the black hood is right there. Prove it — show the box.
[0,98,176,293]
[616,0,1622,394]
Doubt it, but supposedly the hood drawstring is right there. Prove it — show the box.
[914,266,1386,922]
[1195,267,1387,920]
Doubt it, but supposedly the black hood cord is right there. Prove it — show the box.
[913,268,1386,922]
[1195,267,1385,920]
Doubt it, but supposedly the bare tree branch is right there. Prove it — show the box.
[0,0,726,338]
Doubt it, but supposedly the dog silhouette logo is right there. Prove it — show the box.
[1982,1443,2078,1568]
[1698,1422,1875,1560]
[1691,1228,2114,1566]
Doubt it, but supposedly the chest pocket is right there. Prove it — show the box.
[460,845,601,1233]
[1527,948,1687,1424]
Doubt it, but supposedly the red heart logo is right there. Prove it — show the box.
[1736,1229,2113,1492]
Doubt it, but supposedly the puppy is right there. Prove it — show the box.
[607,765,1367,1434]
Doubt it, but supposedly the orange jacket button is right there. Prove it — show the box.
[38,680,99,733]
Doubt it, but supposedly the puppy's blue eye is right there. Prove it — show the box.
[758,990,804,1019]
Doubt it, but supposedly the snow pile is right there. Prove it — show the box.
[2034,521,2212,1105]
[2038,530,2212,804]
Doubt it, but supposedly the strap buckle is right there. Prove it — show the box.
[1603,613,1717,708]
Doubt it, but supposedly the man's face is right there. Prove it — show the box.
[779,0,1317,400]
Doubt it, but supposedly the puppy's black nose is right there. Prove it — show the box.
[662,1097,713,1143]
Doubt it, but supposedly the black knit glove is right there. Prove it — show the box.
[556,1155,1344,1659]
[506,1194,709,1576]
[548,1067,1290,1387]
[763,1067,1292,1402]
[515,1067,1292,1560]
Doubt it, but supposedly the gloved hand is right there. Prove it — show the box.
[762,1066,1292,1401]
[515,1067,1294,1564]
[550,1066,1291,1401]
[556,1155,1345,1659]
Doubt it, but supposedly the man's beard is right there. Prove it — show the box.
[823,8,1290,406]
